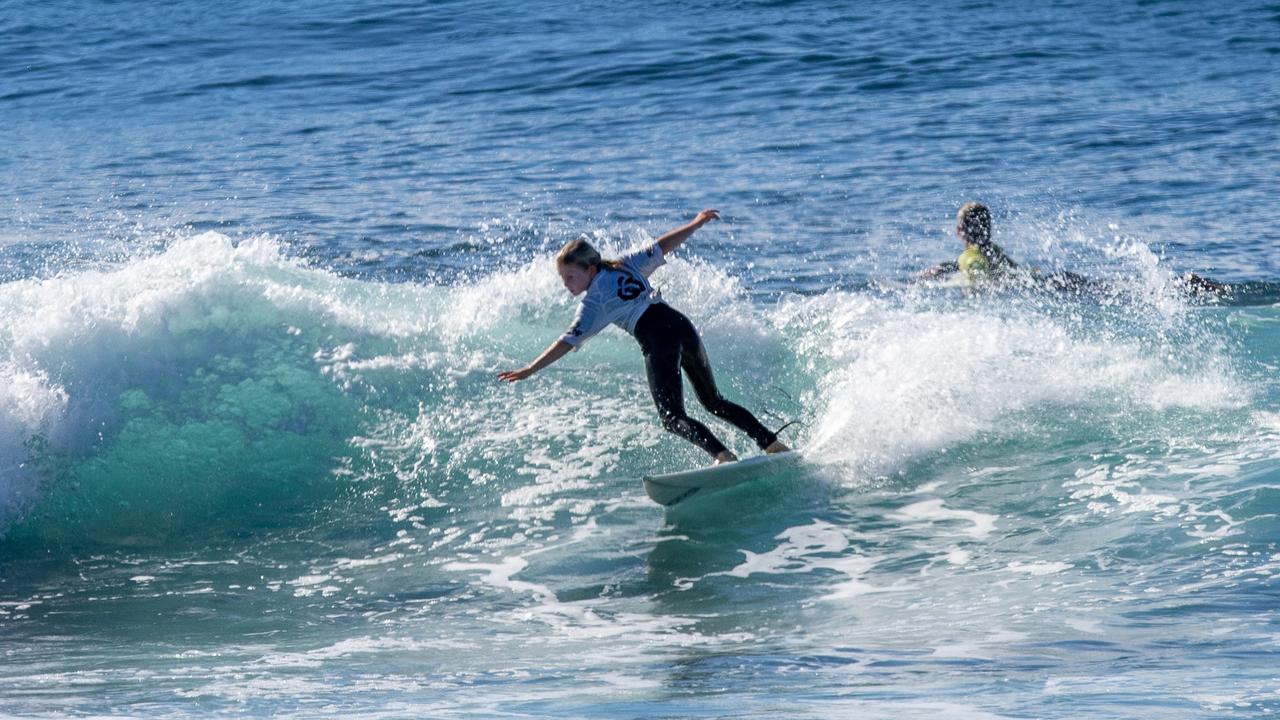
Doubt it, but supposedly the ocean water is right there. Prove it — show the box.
[2,1,1279,717]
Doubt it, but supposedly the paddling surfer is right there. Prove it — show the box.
[919,202,1231,297]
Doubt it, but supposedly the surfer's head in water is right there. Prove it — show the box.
[956,202,992,248]
[917,201,1007,280]
[954,202,1017,281]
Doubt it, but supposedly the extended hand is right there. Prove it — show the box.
[693,208,720,226]
[497,367,535,383]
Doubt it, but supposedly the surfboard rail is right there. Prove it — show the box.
[642,451,802,506]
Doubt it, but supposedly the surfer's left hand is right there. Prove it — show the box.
[497,367,534,383]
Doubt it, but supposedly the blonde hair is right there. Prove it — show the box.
[956,202,992,246]
[556,237,620,270]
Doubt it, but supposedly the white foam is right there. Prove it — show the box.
[0,365,67,525]
[1006,561,1072,576]
[694,520,904,600]
[444,549,698,642]
[770,285,1246,478]
[892,499,998,540]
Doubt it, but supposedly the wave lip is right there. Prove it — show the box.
[0,233,367,548]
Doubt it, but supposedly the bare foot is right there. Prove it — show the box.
[714,451,738,465]
[764,440,791,454]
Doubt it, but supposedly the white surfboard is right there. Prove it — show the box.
[642,451,802,506]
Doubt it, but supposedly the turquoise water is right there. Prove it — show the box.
[2,1,1279,717]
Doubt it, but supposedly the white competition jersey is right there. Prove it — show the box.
[558,242,666,348]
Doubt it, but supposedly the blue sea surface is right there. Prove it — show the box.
[2,1,1279,717]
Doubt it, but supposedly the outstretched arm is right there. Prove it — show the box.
[656,209,720,256]
[497,340,574,383]
[917,261,959,279]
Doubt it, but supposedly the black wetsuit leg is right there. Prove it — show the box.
[634,304,776,456]
[642,342,728,456]
[680,336,778,450]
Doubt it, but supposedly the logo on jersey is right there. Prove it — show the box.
[615,270,645,301]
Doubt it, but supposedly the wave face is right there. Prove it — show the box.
[1,231,1251,546]
[3,232,1277,718]
[0,236,365,545]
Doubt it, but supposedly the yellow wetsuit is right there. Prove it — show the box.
[957,243,1011,283]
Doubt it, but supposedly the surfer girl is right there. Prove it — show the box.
[497,209,790,464]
